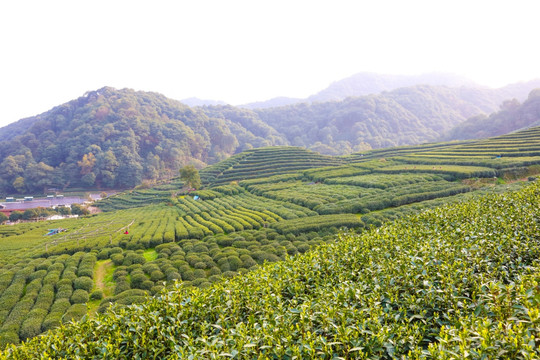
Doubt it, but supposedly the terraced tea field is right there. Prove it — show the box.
[0,127,539,346]
[5,169,540,359]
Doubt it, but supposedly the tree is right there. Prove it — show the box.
[57,206,71,216]
[71,203,89,216]
[22,209,38,220]
[9,211,23,222]
[179,165,201,189]
[96,150,119,187]
[12,176,26,193]
[0,156,23,181]
[0,212,7,224]
[78,153,96,175]
[81,172,96,187]
[25,162,55,193]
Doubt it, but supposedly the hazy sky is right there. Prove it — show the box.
[1,0,539,127]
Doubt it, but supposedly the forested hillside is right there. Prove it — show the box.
[1,81,540,195]
[0,87,286,194]
[443,88,540,140]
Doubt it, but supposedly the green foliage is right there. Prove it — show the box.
[179,165,201,190]
[73,276,93,292]
[70,289,89,304]
[89,290,103,301]
[4,183,540,358]
[0,126,539,348]
[444,90,540,140]
[0,87,288,193]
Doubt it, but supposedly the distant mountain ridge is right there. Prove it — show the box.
[442,89,540,140]
[180,97,228,107]
[307,72,480,102]
[239,72,540,110]
[1,73,540,193]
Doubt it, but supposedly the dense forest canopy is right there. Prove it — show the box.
[442,89,540,140]
[0,87,286,194]
[0,79,539,194]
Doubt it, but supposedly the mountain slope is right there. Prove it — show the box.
[249,85,508,153]
[0,125,539,348]
[308,71,479,102]
[1,79,539,194]
[443,88,540,140]
[0,87,287,194]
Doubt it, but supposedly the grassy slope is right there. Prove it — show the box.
[3,182,539,359]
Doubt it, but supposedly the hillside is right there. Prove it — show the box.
[308,71,479,102]
[0,87,287,194]
[0,126,539,350]
[443,88,540,140]
[3,173,539,358]
[240,72,540,108]
[1,81,539,195]
[248,85,525,153]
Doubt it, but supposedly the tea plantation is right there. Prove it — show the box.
[0,127,539,354]
[3,173,539,358]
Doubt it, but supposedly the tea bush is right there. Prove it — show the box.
[4,182,540,358]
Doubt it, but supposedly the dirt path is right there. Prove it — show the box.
[94,260,113,297]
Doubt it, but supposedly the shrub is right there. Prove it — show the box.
[180,269,195,282]
[49,299,71,314]
[240,255,257,268]
[222,271,237,278]
[47,263,64,273]
[41,312,62,332]
[142,263,160,275]
[111,254,124,266]
[0,331,19,347]
[28,270,47,282]
[70,289,89,304]
[35,261,52,271]
[166,271,181,282]
[77,267,93,278]
[113,270,128,281]
[25,278,43,296]
[90,290,104,301]
[114,281,130,295]
[73,276,94,292]
[42,271,60,286]
[109,247,123,255]
[150,270,165,282]
[227,256,243,271]
[55,286,73,300]
[140,280,154,291]
[19,309,47,341]
[127,264,142,272]
[130,273,148,289]
[193,269,206,279]
[33,284,55,311]
[60,269,77,281]
[62,304,87,324]
[122,252,146,266]
[194,262,207,269]
[55,278,72,290]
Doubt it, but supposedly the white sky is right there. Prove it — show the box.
[1,0,539,127]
